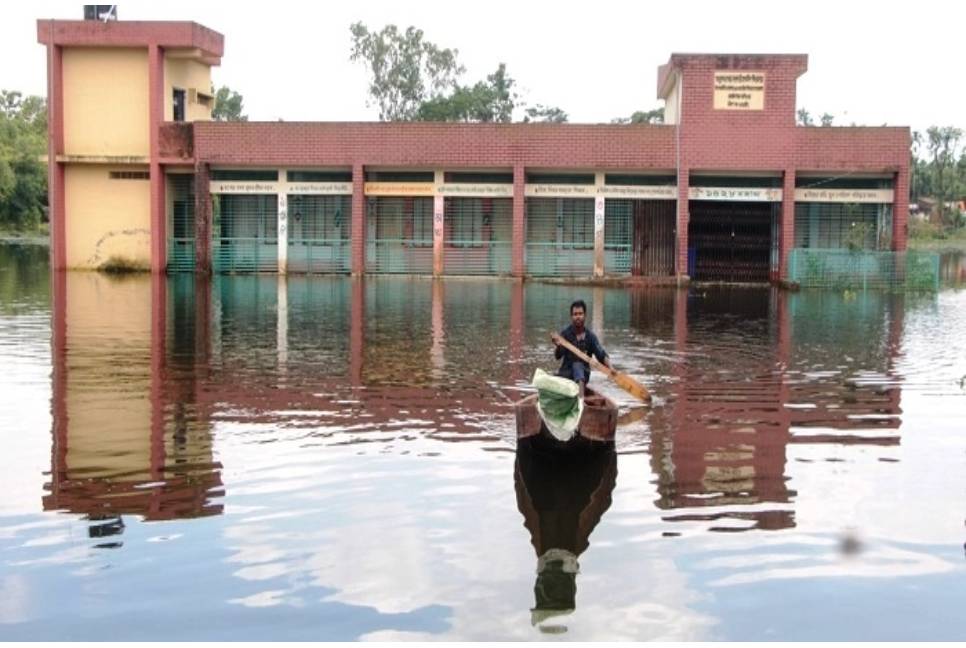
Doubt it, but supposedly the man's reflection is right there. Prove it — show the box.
[514,442,617,631]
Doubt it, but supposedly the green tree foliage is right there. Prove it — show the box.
[611,108,664,124]
[416,64,516,122]
[350,22,567,123]
[0,90,47,230]
[350,22,464,121]
[924,126,963,224]
[211,86,248,121]
[522,104,569,123]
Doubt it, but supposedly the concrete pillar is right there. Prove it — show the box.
[780,168,796,281]
[676,167,690,280]
[430,280,445,381]
[349,278,365,386]
[277,181,288,275]
[893,166,909,251]
[148,44,166,274]
[351,162,366,275]
[46,42,66,271]
[592,286,605,339]
[149,274,168,481]
[276,275,288,378]
[512,164,526,277]
[194,163,211,273]
[433,170,445,276]
[593,172,606,277]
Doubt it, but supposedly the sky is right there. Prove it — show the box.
[4,0,963,136]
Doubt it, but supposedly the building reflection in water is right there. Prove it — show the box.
[44,272,224,540]
[644,287,904,533]
[514,442,617,634]
[45,270,908,545]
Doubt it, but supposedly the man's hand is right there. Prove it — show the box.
[550,332,562,346]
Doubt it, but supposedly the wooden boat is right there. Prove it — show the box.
[514,386,618,451]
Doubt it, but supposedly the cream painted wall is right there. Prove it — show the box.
[164,55,214,122]
[664,74,681,125]
[65,164,151,269]
[64,272,153,480]
[63,48,149,156]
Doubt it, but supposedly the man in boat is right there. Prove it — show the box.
[550,300,611,398]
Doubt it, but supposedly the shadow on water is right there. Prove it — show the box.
[514,442,617,635]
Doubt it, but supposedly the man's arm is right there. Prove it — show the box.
[551,332,565,359]
[591,333,611,367]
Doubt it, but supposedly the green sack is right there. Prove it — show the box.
[532,368,584,441]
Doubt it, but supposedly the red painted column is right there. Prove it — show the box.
[194,163,211,273]
[512,163,525,277]
[47,42,66,270]
[349,277,365,386]
[149,274,168,482]
[676,167,690,279]
[351,162,366,275]
[780,168,796,281]
[148,44,166,274]
[893,166,909,251]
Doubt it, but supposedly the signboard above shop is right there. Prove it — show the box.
[713,72,765,111]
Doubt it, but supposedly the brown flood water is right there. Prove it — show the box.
[0,243,964,640]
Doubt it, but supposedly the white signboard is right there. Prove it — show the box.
[524,184,596,198]
[689,187,783,202]
[597,185,677,200]
[713,72,765,110]
[794,188,894,203]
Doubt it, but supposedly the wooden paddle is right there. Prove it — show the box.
[553,335,652,403]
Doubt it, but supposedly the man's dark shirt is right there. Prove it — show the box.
[555,324,607,382]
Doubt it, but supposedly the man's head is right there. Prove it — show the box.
[570,300,587,330]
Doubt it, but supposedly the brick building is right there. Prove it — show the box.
[39,16,910,283]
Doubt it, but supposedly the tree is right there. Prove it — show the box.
[211,86,247,121]
[820,113,834,127]
[415,63,517,123]
[0,90,47,230]
[612,108,664,124]
[523,104,568,123]
[349,22,464,121]
[796,108,813,126]
[925,126,964,225]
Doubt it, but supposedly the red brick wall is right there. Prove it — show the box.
[193,122,678,169]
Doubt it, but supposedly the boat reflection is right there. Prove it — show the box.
[514,441,617,633]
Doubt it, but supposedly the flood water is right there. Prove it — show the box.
[1,243,964,641]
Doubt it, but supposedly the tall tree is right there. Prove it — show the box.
[0,90,47,230]
[796,108,814,126]
[350,22,464,121]
[211,86,247,121]
[926,126,964,224]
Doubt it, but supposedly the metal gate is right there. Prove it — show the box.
[287,194,351,273]
[212,194,278,273]
[603,200,633,274]
[443,197,512,275]
[167,174,195,273]
[525,198,595,276]
[631,201,676,276]
[688,201,777,282]
[365,197,434,274]
[794,203,892,251]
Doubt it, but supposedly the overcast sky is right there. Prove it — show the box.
[5,0,963,136]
